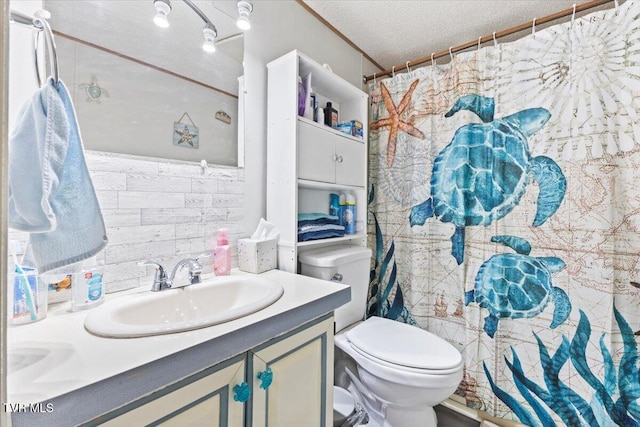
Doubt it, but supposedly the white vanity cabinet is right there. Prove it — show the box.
[85,315,334,427]
[267,50,369,273]
[97,358,246,427]
[248,315,334,426]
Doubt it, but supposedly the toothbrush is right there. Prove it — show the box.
[10,240,37,321]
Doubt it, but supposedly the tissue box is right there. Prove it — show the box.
[238,238,277,274]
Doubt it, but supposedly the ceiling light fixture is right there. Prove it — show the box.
[153,0,171,28]
[202,23,217,53]
[236,0,253,31]
[152,0,219,53]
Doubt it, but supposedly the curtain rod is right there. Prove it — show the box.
[363,0,615,83]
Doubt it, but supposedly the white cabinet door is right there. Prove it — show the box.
[335,138,365,187]
[99,359,246,427]
[250,316,334,427]
[298,122,336,183]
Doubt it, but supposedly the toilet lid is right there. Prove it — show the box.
[346,317,462,370]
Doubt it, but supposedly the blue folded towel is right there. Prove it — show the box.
[297,224,345,242]
[9,79,108,273]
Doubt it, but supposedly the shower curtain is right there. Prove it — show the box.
[366,2,640,425]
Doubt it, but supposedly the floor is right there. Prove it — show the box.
[434,405,481,427]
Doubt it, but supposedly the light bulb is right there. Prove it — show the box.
[153,0,171,28]
[236,14,250,31]
[202,23,217,53]
[236,0,253,31]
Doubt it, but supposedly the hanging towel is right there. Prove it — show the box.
[9,79,108,273]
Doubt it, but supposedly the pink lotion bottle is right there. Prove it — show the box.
[214,228,231,276]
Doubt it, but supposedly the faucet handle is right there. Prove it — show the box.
[138,260,171,291]
[195,253,211,262]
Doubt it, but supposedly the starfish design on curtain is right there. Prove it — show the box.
[370,79,425,166]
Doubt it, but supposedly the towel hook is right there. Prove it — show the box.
[614,0,619,8]
[493,31,498,48]
[32,10,59,86]
[571,3,577,27]
[406,60,411,73]
[373,73,376,85]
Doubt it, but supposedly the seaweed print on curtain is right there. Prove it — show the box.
[366,2,640,425]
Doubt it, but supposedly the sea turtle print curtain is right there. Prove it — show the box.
[366,2,640,425]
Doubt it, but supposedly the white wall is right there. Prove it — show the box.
[242,0,365,234]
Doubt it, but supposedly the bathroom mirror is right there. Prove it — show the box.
[43,0,244,166]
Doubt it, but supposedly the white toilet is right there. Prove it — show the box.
[299,245,463,427]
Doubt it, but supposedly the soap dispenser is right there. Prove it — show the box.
[214,228,231,276]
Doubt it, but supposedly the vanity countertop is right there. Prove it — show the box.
[7,269,349,426]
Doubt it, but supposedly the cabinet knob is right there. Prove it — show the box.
[257,368,274,390]
[233,382,251,402]
[336,155,343,163]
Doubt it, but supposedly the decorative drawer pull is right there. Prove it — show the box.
[257,368,273,390]
[233,382,251,402]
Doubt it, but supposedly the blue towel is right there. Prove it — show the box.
[298,224,345,242]
[9,79,108,273]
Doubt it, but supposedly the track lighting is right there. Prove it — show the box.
[202,23,217,53]
[152,0,221,53]
[153,0,171,28]
[236,0,253,31]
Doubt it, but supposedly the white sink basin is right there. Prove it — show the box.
[84,276,284,338]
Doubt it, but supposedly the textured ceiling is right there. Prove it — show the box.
[302,0,614,75]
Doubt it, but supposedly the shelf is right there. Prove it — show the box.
[297,51,367,104]
[297,179,365,191]
[297,117,365,144]
[297,234,366,247]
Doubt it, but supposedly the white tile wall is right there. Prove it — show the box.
[8,151,246,298]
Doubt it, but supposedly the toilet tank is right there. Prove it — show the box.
[299,245,372,333]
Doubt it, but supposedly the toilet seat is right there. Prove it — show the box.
[345,317,462,371]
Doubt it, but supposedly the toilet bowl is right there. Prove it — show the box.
[299,245,463,427]
[335,317,463,427]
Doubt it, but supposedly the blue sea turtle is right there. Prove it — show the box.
[465,235,571,338]
[409,94,566,264]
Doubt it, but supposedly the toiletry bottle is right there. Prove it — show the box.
[317,107,325,125]
[324,102,338,128]
[71,256,105,311]
[338,193,346,227]
[310,89,318,122]
[214,228,231,276]
[344,194,356,234]
[329,193,340,217]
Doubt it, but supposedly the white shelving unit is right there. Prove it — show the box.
[267,50,369,273]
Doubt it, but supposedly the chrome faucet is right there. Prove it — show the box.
[138,254,210,292]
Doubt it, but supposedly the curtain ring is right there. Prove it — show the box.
[392,66,395,78]
[571,3,577,27]
[493,31,498,47]
[477,36,482,50]
[406,60,411,73]
[431,53,436,67]
[373,73,376,85]
[614,0,619,8]
[449,47,454,61]
[532,18,536,37]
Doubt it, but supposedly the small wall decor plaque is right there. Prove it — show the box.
[79,76,109,104]
[215,110,232,125]
[173,112,199,148]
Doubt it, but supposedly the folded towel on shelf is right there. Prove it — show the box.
[9,79,108,273]
[298,213,340,224]
[298,224,345,242]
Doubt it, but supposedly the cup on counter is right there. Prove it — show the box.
[7,267,48,325]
